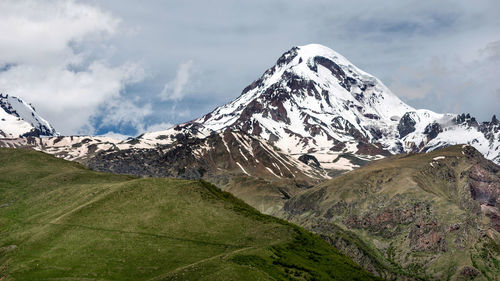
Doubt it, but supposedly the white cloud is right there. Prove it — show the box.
[98,98,153,134]
[143,122,174,133]
[0,0,146,135]
[0,0,118,66]
[0,61,145,134]
[159,60,194,101]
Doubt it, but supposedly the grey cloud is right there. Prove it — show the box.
[480,40,500,61]
[3,0,499,136]
[160,60,194,101]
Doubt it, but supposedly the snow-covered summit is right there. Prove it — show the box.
[0,94,57,138]
[151,43,499,166]
[197,44,412,134]
[188,44,411,152]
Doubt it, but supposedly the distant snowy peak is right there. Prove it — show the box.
[0,94,57,138]
[421,113,500,163]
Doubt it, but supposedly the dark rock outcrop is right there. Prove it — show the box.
[423,122,442,140]
[398,112,417,138]
[298,154,321,167]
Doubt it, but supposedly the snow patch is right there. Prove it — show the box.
[236,162,250,176]
[265,166,281,178]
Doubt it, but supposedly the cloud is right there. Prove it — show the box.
[0,61,145,133]
[389,56,457,100]
[159,60,194,101]
[143,122,174,133]
[97,98,153,134]
[390,80,432,100]
[479,40,500,61]
[388,40,500,118]
[96,0,497,124]
[0,0,118,66]
[0,0,145,135]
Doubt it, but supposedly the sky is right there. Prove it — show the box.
[0,0,498,136]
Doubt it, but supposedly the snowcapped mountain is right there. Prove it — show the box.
[158,44,499,166]
[1,44,498,174]
[0,94,57,138]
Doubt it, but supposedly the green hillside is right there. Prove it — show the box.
[285,145,500,280]
[0,148,379,281]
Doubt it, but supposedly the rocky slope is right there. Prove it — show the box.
[0,135,134,162]
[88,130,326,214]
[283,145,500,280]
[0,94,57,138]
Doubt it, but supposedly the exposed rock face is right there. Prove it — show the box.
[1,44,498,280]
[344,201,431,239]
[356,142,392,156]
[468,164,500,208]
[89,138,204,179]
[88,130,323,184]
[491,115,499,125]
[3,44,499,182]
[454,113,479,127]
[181,44,412,165]
[298,154,321,167]
[397,112,416,138]
[459,266,480,280]
[423,122,442,141]
[408,220,446,252]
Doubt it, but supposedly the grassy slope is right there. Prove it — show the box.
[285,146,500,280]
[0,148,379,281]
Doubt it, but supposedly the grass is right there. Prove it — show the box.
[0,148,380,280]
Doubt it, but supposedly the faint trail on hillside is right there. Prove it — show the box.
[147,246,255,281]
[48,180,139,224]
[14,219,250,248]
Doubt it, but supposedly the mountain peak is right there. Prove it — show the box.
[297,43,353,65]
[166,44,499,166]
[0,94,57,138]
[188,44,414,155]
